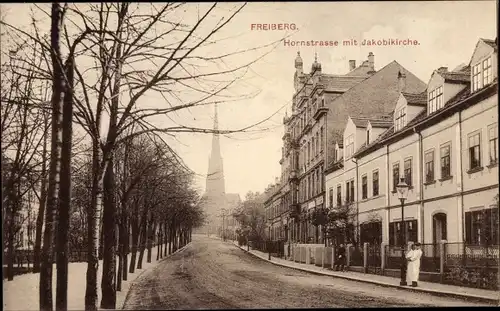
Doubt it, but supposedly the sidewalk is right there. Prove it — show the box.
[231,242,499,305]
[3,243,186,311]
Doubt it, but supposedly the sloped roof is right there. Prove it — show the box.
[351,117,370,128]
[331,60,427,118]
[402,91,427,106]
[354,84,476,159]
[320,74,368,92]
[351,116,392,128]
[438,70,471,84]
[345,60,374,76]
[481,38,497,51]
[369,119,393,128]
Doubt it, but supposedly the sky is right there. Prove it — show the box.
[1,1,497,200]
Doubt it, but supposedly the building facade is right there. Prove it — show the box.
[325,38,498,247]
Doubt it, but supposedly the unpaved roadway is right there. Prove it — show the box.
[123,236,486,309]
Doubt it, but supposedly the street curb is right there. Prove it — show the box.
[232,243,498,305]
[119,243,192,310]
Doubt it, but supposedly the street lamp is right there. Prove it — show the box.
[396,177,409,286]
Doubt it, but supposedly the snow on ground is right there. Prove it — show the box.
[3,245,165,311]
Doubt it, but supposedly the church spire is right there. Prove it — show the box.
[206,103,225,195]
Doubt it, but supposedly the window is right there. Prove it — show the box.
[468,132,481,170]
[311,137,315,158]
[308,142,311,163]
[316,132,320,155]
[428,86,443,114]
[424,150,435,183]
[392,163,400,192]
[389,220,418,245]
[440,144,451,178]
[345,135,354,158]
[345,180,354,203]
[329,188,334,207]
[336,185,342,206]
[472,63,481,92]
[316,169,320,194]
[361,175,368,199]
[404,158,412,187]
[372,170,379,196]
[465,208,499,245]
[349,180,355,203]
[488,124,498,164]
[366,129,370,144]
[320,127,324,152]
[482,57,492,87]
[394,107,407,131]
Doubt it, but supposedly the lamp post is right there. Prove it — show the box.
[396,177,409,286]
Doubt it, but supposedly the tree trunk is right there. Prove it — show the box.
[56,56,74,311]
[122,211,129,281]
[128,205,139,274]
[147,220,156,263]
[33,111,48,273]
[157,226,162,260]
[40,4,64,310]
[164,223,169,257]
[100,158,117,309]
[136,208,148,270]
[6,194,19,281]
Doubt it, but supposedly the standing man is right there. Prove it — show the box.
[406,243,423,287]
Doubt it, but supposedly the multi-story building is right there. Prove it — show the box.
[325,38,498,247]
[280,52,377,244]
[279,51,427,245]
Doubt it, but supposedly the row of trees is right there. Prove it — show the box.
[2,2,280,311]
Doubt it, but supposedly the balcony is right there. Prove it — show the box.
[313,105,328,121]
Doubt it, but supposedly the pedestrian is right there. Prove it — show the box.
[335,243,346,272]
[406,242,423,287]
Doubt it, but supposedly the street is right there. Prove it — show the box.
[123,236,484,309]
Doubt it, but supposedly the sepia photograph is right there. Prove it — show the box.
[1,1,499,310]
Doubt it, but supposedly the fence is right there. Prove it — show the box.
[443,242,499,290]
[248,240,285,258]
[349,245,363,267]
[274,241,498,290]
[384,244,404,270]
[366,243,382,274]
[420,243,440,273]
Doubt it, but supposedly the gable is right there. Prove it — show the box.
[428,72,445,93]
[469,40,495,66]
[394,93,407,112]
[344,117,356,137]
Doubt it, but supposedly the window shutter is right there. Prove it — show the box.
[465,212,472,244]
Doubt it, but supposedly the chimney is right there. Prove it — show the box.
[368,52,375,71]
[349,60,356,71]
[398,71,406,93]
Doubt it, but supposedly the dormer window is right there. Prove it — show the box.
[472,63,481,91]
[428,86,443,114]
[394,107,407,131]
[483,57,492,86]
[345,135,354,159]
[472,57,492,92]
